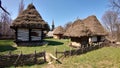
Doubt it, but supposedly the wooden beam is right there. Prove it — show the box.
[41,29,44,40]
[29,29,31,42]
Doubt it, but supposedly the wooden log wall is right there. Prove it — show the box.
[31,29,42,41]
[17,29,29,41]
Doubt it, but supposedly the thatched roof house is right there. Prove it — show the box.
[47,31,54,38]
[53,26,64,39]
[83,15,107,36]
[64,15,107,48]
[64,19,91,47]
[11,3,47,29]
[10,3,47,46]
[64,19,91,37]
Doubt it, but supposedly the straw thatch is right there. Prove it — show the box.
[64,19,91,37]
[47,31,54,37]
[64,15,107,37]
[53,26,64,35]
[83,15,107,36]
[11,3,47,29]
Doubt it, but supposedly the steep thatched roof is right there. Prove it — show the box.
[53,26,64,35]
[64,19,91,37]
[11,3,47,29]
[47,31,54,37]
[64,15,107,37]
[83,15,107,36]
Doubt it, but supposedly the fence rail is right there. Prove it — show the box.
[0,51,46,67]
[55,42,108,59]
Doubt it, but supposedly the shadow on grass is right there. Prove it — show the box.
[18,61,46,67]
[45,40,64,46]
[0,45,17,52]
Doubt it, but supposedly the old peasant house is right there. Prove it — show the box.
[64,15,107,48]
[53,26,64,39]
[83,15,107,44]
[64,19,91,48]
[10,4,48,46]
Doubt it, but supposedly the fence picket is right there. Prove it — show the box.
[55,43,105,59]
[0,51,46,67]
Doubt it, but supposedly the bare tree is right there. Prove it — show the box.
[110,0,120,13]
[64,22,72,32]
[115,22,120,41]
[0,11,13,37]
[108,0,120,41]
[0,0,10,15]
[102,10,118,37]
[18,0,24,15]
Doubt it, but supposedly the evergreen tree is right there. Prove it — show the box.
[51,20,55,31]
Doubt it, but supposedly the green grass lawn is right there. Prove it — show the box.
[56,47,120,68]
[0,38,120,68]
[0,38,71,55]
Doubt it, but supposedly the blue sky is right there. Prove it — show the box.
[1,0,109,27]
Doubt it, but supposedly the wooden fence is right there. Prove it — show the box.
[0,42,109,67]
[0,51,46,67]
[55,42,108,59]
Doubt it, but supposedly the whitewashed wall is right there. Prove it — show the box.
[17,29,29,41]
[71,42,81,48]
[53,35,58,39]
[89,36,97,42]
[31,29,42,41]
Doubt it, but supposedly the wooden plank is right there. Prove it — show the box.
[17,29,29,41]
[31,29,42,41]
[29,29,31,41]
